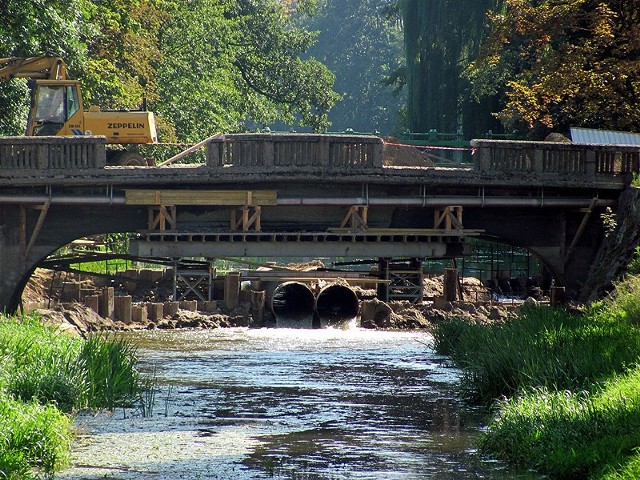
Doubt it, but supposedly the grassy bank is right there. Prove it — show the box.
[0,314,145,479]
[433,276,640,479]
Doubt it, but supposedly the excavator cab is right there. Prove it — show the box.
[28,80,83,136]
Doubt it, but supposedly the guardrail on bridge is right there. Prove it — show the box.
[206,134,383,173]
[472,139,640,176]
[0,136,106,171]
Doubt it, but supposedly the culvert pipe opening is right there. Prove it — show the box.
[316,284,360,326]
[271,281,316,323]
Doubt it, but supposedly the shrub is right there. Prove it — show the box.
[0,394,72,479]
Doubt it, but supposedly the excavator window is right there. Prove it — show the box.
[33,85,65,135]
[66,85,79,119]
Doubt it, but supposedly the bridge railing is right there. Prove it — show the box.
[207,134,383,173]
[0,136,106,171]
[472,140,640,177]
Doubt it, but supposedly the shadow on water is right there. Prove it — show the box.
[59,328,543,480]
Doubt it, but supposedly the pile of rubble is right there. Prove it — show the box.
[21,268,518,335]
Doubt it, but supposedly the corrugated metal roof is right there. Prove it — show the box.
[570,127,640,145]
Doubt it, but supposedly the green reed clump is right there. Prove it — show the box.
[480,366,640,479]
[0,314,144,412]
[81,334,142,410]
[0,313,149,479]
[432,304,640,402]
[0,393,72,479]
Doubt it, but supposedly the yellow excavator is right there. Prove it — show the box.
[0,56,157,165]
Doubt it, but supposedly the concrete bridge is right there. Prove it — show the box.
[1,133,638,311]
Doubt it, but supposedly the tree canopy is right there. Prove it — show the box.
[399,0,504,139]
[303,0,404,134]
[0,0,339,140]
[467,0,640,137]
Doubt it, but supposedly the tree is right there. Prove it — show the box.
[0,0,339,141]
[302,0,404,134]
[468,0,640,137]
[0,0,87,135]
[399,0,504,138]
[156,0,340,141]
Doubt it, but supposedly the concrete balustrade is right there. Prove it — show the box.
[0,136,106,171]
[472,139,640,176]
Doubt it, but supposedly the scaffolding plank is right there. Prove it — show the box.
[125,189,277,206]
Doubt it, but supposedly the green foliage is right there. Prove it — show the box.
[156,0,339,140]
[0,394,72,479]
[468,0,640,137]
[626,247,640,276]
[399,0,504,138]
[0,314,143,412]
[479,368,640,479]
[0,314,149,478]
[433,304,640,402]
[0,0,339,140]
[435,276,640,478]
[302,0,404,134]
[81,334,141,410]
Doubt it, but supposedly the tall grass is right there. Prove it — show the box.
[81,334,141,410]
[432,275,640,479]
[0,394,72,479]
[0,313,148,478]
[432,304,640,402]
[479,367,640,478]
[0,315,144,412]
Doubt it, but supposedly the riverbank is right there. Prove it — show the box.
[433,274,640,479]
[0,315,146,479]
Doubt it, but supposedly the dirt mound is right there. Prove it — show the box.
[382,137,435,167]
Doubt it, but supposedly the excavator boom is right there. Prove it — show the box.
[0,56,67,81]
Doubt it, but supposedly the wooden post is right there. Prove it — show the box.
[147,302,164,322]
[376,258,389,302]
[551,286,566,307]
[164,301,179,317]
[443,268,458,302]
[224,272,240,310]
[132,305,148,323]
[250,290,265,324]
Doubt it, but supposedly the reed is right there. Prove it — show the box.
[433,274,640,479]
[0,313,149,478]
[81,334,142,411]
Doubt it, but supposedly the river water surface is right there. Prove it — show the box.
[59,327,539,479]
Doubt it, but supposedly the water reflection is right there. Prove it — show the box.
[59,328,541,479]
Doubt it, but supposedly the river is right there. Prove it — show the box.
[58,327,540,479]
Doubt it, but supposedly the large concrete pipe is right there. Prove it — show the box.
[315,284,360,327]
[271,281,316,328]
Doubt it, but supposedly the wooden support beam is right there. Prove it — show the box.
[24,199,51,260]
[339,205,368,231]
[231,205,262,232]
[148,205,176,231]
[434,206,464,231]
[565,198,598,265]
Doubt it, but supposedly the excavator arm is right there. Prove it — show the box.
[0,57,67,81]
